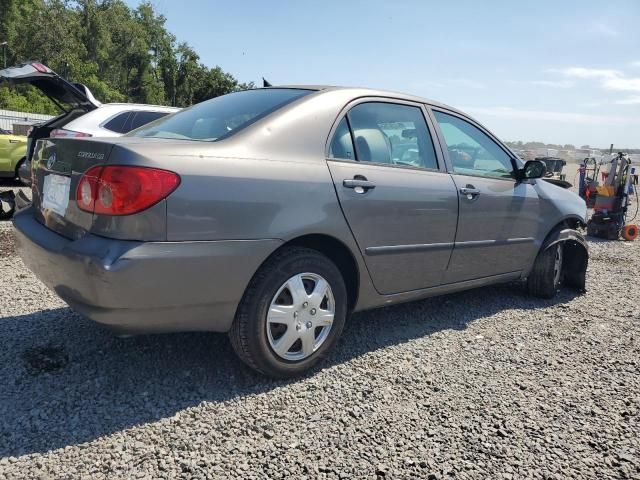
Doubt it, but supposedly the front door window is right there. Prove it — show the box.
[433,111,514,179]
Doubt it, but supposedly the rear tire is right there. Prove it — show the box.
[527,243,563,299]
[229,246,348,378]
[14,158,25,181]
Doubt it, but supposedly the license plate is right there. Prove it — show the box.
[42,174,71,217]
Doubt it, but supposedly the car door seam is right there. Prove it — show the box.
[324,159,380,293]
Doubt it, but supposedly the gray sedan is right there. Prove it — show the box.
[13,86,588,377]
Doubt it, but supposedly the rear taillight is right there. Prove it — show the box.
[31,63,51,73]
[76,165,180,216]
[50,128,92,138]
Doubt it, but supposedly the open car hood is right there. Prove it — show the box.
[0,62,101,112]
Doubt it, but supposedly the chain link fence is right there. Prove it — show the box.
[0,109,53,135]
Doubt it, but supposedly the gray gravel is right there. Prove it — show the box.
[0,178,639,479]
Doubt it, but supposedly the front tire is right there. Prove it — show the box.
[229,247,348,378]
[527,242,563,299]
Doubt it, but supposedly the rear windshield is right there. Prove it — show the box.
[130,88,312,141]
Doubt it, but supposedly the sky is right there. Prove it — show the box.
[125,0,640,148]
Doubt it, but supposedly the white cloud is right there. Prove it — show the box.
[553,65,640,95]
[630,61,640,68]
[464,106,636,126]
[615,96,640,105]
[530,79,574,88]
[603,77,640,92]
[556,67,621,79]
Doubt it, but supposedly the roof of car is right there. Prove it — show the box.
[101,103,180,110]
[263,85,462,115]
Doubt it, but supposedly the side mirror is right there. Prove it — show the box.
[519,160,546,180]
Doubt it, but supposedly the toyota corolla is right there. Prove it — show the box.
[12,86,588,377]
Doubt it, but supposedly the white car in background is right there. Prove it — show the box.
[51,103,179,139]
[0,63,179,185]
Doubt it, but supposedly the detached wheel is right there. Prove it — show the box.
[229,247,347,378]
[527,243,563,299]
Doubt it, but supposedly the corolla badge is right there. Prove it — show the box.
[77,151,105,160]
[46,153,56,170]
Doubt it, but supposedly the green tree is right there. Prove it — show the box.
[0,0,251,112]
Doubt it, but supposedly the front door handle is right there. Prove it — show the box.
[460,185,481,199]
[343,177,376,193]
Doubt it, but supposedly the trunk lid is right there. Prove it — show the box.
[32,138,115,239]
[1,63,102,175]
[0,63,101,111]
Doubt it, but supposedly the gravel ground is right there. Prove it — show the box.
[0,178,639,479]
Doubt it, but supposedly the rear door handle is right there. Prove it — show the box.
[343,177,376,193]
[460,185,481,199]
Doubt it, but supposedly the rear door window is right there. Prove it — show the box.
[341,102,438,169]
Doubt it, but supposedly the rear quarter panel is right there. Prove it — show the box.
[165,155,347,242]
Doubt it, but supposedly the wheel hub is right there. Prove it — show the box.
[266,272,335,361]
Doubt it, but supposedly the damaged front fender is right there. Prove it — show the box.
[543,228,589,292]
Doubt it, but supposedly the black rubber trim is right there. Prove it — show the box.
[454,237,535,249]
[365,242,453,256]
[365,237,534,256]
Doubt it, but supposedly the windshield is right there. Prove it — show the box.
[130,88,312,141]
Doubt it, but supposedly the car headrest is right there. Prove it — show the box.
[354,128,390,163]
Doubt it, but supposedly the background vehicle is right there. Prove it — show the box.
[0,128,27,179]
[536,156,567,180]
[13,86,589,377]
[0,63,179,185]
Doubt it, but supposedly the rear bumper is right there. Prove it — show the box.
[13,207,281,334]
